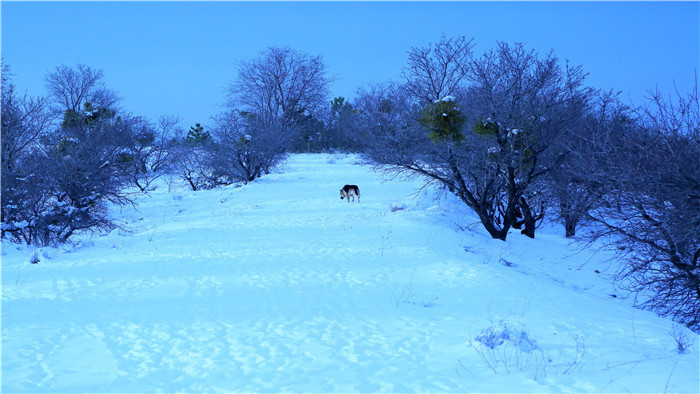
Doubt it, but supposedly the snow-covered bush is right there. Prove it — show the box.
[1,66,52,244]
[210,110,288,185]
[27,248,41,264]
[170,139,217,191]
[542,90,632,238]
[21,109,133,245]
[2,64,141,246]
[121,115,179,192]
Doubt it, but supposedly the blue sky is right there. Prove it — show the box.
[2,1,698,130]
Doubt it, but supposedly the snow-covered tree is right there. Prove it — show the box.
[364,40,593,240]
[226,46,332,151]
[210,110,288,184]
[458,43,594,239]
[402,34,474,103]
[30,99,136,244]
[118,115,178,192]
[44,64,120,117]
[171,123,217,191]
[2,64,147,245]
[544,89,632,237]
[1,65,53,243]
[585,82,700,332]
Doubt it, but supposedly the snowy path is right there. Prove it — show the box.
[2,154,698,392]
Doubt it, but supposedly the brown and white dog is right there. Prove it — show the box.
[340,185,360,203]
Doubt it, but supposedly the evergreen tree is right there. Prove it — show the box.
[328,97,360,151]
[186,123,211,144]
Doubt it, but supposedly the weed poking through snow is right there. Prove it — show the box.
[464,320,586,383]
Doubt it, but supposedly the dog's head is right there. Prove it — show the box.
[340,189,346,199]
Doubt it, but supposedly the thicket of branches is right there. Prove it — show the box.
[358,38,593,241]
[210,110,289,185]
[584,86,700,330]
[226,46,332,153]
[2,39,698,332]
[1,64,177,245]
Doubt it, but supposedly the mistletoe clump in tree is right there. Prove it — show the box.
[420,96,465,143]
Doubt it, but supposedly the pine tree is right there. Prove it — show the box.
[186,123,211,144]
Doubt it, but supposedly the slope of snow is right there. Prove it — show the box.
[2,153,698,393]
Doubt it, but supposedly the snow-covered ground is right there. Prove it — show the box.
[2,153,698,393]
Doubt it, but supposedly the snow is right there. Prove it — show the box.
[433,96,455,103]
[2,220,28,230]
[2,153,698,392]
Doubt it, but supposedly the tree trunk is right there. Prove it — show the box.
[518,196,538,239]
[563,211,583,238]
[447,148,509,241]
[483,216,508,240]
[564,220,577,238]
[521,222,536,239]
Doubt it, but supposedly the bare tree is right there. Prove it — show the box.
[123,115,180,192]
[1,65,53,242]
[456,43,593,239]
[228,47,332,129]
[170,125,216,191]
[1,64,53,174]
[546,89,632,237]
[44,64,119,116]
[150,116,180,174]
[402,34,474,103]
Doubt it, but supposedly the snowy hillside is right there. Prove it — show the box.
[2,154,698,393]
